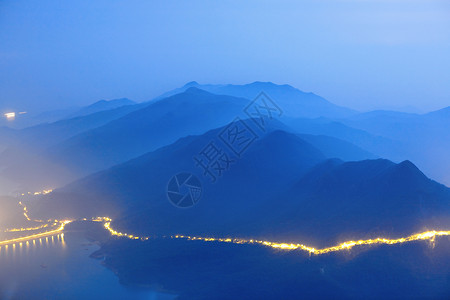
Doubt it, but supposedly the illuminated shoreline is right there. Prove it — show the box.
[1,216,449,255]
[0,217,110,246]
[4,223,50,232]
[103,221,450,255]
[0,221,70,246]
[10,189,446,254]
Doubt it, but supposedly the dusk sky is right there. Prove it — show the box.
[1,0,449,114]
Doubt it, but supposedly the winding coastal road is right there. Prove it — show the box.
[1,197,449,255]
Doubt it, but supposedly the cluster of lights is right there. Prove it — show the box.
[4,223,49,232]
[18,201,47,222]
[2,206,449,256]
[0,234,65,251]
[0,216,112,246]
[165,231,450,254]
[0,200,63,245]
[104,222,142,240]
[4,112,16,120]
[3,111,26,120]
[20,189,53,196]
[0,215,111,246]
[0,220,71,246]
[103,220,450,255]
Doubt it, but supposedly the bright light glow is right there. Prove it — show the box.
[103,221,450,255]
[4,112,15,120]
[30,189,53,196]
[0,220,71,246]
[2,201,449,256]
[4,223,49,232]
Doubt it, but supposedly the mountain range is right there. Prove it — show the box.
[34,126,449,246]
[0,81,447,245]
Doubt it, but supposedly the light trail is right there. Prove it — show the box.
[33,189,53,196]
[104,221,141,240]
[0,221,70,246]
[103,221,450,255]
[2,198,449,256]
[0,217,107,246]
[18,201,32,221]
[4,223,49,232]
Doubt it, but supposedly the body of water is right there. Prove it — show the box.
[0,230,175,300]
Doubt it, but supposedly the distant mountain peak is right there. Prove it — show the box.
[247,81,294,90]
[398,159,416,168]
[183,86,211,95]
[90,98,134,106]
[183,81,199,88]
[393,160,427,181]
[249,81,275,85]
[64,98,136,119]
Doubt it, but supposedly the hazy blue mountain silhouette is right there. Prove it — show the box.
[35,129,326,221]
[252,158,450,245]
[35,126,449,246]
[156,82,450,185]
[45,87,250,177]
[67,98,136,119]
[0,107,79,129]
[0,88,250,191]
[0,87,375,192]
[426,105,450,118]
[0,103,145,192]
[155,81,357,118]
[17,103,142,148]
[0,98,134,130]
[341,108,450,185]
[296,133,377,161]
[284,117,403,159]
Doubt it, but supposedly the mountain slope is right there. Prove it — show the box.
[0,103,146,192]
[67,98,136,118]
[341,108,450,185]
[17,103,142,148]
[253,159,450,245]
[155,81,357,118]
[45,88,251,176]
[34,129,326,227]
[34,127,449,246]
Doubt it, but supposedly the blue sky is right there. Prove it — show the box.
[1,0,449,114]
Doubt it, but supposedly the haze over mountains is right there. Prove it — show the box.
[156,81,356,119]
[34,126,449,246]
[1,81,449,298]
[0,82,448,239]
[1,81,448,192]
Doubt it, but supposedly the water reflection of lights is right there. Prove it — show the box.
[0,233,66,256]
[1,203,449,257]
[0,221,70,247]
